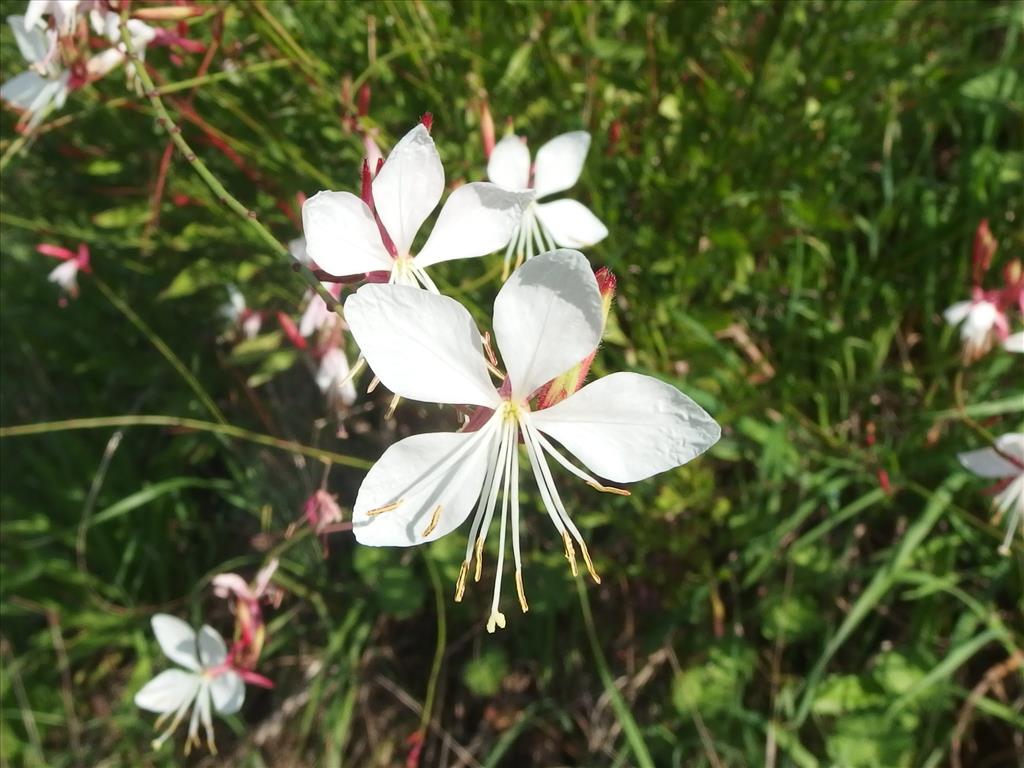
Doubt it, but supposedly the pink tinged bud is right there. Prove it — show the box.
[37,243,76,261]
[276,311,307,350]
[360,159,373,205]
[132,5,208,21]
[606,120,622,156]
[420,112,433,133]
[480,99,495,158]
[75,243,91,272]
[358,83,371,117]
[972,219,998,285]
[237,668,274,689]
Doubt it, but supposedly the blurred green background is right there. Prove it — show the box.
[1,1,1022,766]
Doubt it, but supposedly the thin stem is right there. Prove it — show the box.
[118,22,341,314]
[575,574,656,768]
[0,415,371,469]
[93,276,227,424]
[417,552,447,751]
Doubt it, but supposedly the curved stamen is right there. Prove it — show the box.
[486,421,516,633]
[532,430,630,496]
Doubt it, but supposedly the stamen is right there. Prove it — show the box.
[562,530,579,576]
[474,536,485,582]
[454,561,469,602]
[367,375,380,393]
[421,504,442,538]
[515,569,529,613]
[579,540,602,584]
[534,430,631,496]
[999,507,1021,556]
[384,393,401,419]
[588,482,630,496]
[337,355,366,390]
[486,611,506,633]
[485,421,515,629]
[367,500,402,517]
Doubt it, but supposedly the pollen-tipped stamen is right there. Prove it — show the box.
[454,560,469,602]
[561,530,579,576]
[533,430,631,497]
[515,569,529,612]
[384,393,401,420]
[421,504,442,537]
[367,500,402,517]
[579,540,602,584]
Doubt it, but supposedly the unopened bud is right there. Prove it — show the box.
[358,83,371,117]
[276,312,307,350]
[132,5,206,20]
[420,112,433,133]
[480,98,495,158]
[971,219,997,285]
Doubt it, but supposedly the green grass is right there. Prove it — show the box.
[1,1,1022,766]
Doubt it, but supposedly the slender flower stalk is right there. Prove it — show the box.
[345,250,720,630]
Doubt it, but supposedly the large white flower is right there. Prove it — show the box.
[0,14,70,131]
[487,131,608,277]
[134,615,244,754]
[344,250,720,631]
[959,433,1024,555]
[302,124,534,293]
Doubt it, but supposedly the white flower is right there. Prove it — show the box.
[299,282,342,337]
[943,297,1006,361]
[302,124,534,293]
[1004,332,1024,354]
[25,0,82,36]
[959,433,1024,555]
[487,131,608,277]
[221,285,261,338]
[47,258,79,293]
[1,14,70,131]
[344,250,720,631]
[134,615,244,754]
[317,347,358,410]
[84,11,157,88]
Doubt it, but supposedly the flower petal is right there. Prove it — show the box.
[532,131,591,198]
[0,70,48,109]
[531,372,721,482]
[415,183,534,268]
[353,428,497,546]
[196,624,228,667]
[210,670,245,715]
[493,249,603,399]
[943,301,971,326]
[134,669,201,714]
[301,191,392,277]
[535,199,608,248]
[959,433,1024,479]
[487,134,531,190]
[151,614,200,671]
[8,15,50,64]
[344,284,500,407]
[372,124,444,255]
[1004,332,1024,353]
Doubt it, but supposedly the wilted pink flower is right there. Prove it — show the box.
[211,559,281,669]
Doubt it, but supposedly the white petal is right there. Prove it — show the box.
[85,48,123,79]
[151,614,201,671]
[535,199,608,248]
[493,249,603,399]
[288,236,309,265]
[487,134,531,190]
[532,131,591,198]
[209,671,245,715]
[134,669,201,714]
[531,372,721,482]
[959,434,1024,479]
[344,284,500,407]
[0,70,47,109]
[943,301,971,326]
[372,124,444,255]
[1004,332,1024,353]
[23,2,47,32]
[353,428,497,546]
[415,183,534,268]
[301,190,392,277]
[47,258,78,290]
[196,625,228,667]
[8,15,50,63]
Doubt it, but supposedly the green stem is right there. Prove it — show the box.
[575,574,656,768]
[418,552,447,745]
[118,22,342,314]
[93,276,227,424]
[0,415,370,469]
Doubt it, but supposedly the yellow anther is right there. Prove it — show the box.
[562,530,579,577]
[367,375,380,394]
[579,540,602,584]
[421,505,442,538]
[515,569,529,613]
[486,611,507,633]
[587,481,631,496]
[474,536,485,582]
[454,561,469,602]
[366,500,402,517]
[384,393,401,419]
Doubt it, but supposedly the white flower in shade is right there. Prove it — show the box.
[134,615,244,754]
[943,296,1007,362]
[487,131,608,277]
[1,15,70,131]
[317,347,358,409]
[302,123,534,293]
[1004,332,1024,354]
[84,11,157,88]
[344,250,720,632]
[25,0,83,36]
[299,282,342,337]
[959,433,1024,555]
[220,286,261,339]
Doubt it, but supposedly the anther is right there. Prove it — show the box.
[366,500,402,517]
[385,393,401,419]
[421,505,442,538]
[587,481,631,496]
[561,530,578,577]
[515,569,529,613]
[486,611,506,633]
[473,536,485,582]
[579,540,602,584]
[454,561,469,602]
[367,375,380,394]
